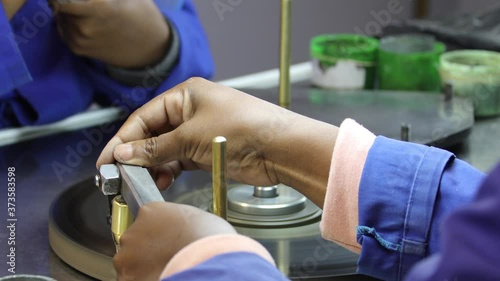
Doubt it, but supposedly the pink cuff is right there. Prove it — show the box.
[320,118,375,253]
[159,234,275,279]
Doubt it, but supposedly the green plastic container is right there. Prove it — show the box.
[378,34,445,92]
[310,34,379,89]
[440,50,500,117]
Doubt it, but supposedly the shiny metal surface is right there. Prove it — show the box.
[178,186,322,228]
[95,163,165,253]
[95,165,119,196]
[116,164,164,217]
[212,136,228,219]
[254,186,279,198]
[110,196,132,251]
[228,184,307,216]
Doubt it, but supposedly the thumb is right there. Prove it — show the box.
[113,131,182,167]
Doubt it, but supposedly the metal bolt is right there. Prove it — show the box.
[401,123,411,142]
[98,164,121,195]
[444,83,454,102]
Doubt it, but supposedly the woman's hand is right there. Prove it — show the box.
[97,78,339,207]
[113,201,236,281]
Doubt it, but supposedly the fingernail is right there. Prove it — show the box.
[115,144,133,162]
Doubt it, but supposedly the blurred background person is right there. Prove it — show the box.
[0,0,213,128]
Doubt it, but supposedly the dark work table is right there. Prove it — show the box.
[0,111,498,280]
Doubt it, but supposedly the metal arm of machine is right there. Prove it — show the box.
[95,163,165,217]
[95,163,165,251]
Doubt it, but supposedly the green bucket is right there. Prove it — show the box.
[378,34,445,92]
[310,34,379,90]
[440,50,500,117]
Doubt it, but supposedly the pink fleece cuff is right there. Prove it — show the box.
[159,234,275,280]
[320,118,375,253]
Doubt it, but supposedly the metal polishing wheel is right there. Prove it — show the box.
[0,275,57,281]
[49,171,360,281]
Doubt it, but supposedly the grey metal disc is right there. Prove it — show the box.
[227,184,310,217]
[177,186,322,228]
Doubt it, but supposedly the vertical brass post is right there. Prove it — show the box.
[279,0,292,109]
[212,136,228,220]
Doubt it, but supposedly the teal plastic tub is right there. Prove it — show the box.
[440,50,500,117]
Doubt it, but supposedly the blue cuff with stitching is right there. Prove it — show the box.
[356,136,454,281]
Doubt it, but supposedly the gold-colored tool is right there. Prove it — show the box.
[212,136,228,219]
[111,195,133,252]
[279,0,292,109]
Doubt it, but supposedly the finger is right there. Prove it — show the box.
[56,15,93,52]
[112,130,184,168]
[154,159,208,190]
[149,162,178,190]
[97,83,189,168]
[50,0,95,17]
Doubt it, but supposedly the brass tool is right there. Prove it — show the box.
[279,0,292,109]
[96,163,165,251]
[212,136,228,219]
[111,195,133,251]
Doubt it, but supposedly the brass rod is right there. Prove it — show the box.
[111,195,133,252]
[212,136,228,219]
[279,0,291,109]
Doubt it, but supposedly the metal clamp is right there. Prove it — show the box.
[95,163,165,250]
[96,163,165,216]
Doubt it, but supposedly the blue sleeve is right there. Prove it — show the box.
[356,136,484,280]
[405,164,500,281]
[161,252,289,281]
[85,0,214,110]
[0,4,32,96]
[0,0,93,128]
